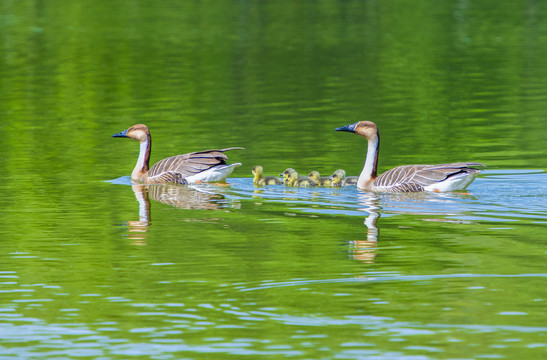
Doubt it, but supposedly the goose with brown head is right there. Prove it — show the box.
[113,124,243,184]
[335,121,484,192]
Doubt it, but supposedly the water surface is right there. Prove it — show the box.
[1,1,546,359]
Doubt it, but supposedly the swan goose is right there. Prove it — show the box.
[112,124,242,184]
[252,165,282,185]
[335,121,484,192]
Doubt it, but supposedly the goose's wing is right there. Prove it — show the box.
[146,171,187,184]
[414,162,484,185]
[375,162,484,192]
[147,147,243,182]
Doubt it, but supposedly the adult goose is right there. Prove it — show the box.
[335,121,484,192]
[113,124,242,184]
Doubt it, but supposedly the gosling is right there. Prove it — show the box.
[280,168,318,187]
[308,171,332,186]
[252,165,282,186]
[329,169,358,187]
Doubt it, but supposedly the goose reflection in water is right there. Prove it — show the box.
[126,184,151,243]
[126,183,239,243]
[350,190,482,263]
[350,193,380,263]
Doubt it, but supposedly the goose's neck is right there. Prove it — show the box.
[132,136,151,180]
[357,134,379,189]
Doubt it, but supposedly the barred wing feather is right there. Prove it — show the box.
[374,162,484,192]
[146,148,243,183]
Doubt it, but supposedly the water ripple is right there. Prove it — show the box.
[238,273,547,292]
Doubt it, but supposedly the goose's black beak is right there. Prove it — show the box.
[112,129,128,138]
[335,123,357,133]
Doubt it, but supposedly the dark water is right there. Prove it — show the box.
[1,1,546,359]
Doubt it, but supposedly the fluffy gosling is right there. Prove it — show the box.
[308,171,332,186]
[252,165,282,186]
[280,168,318,187]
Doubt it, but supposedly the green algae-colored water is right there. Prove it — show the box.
[1,1,546,359]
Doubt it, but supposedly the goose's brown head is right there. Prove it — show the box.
[335,121,378,140]
[112,124,150,142]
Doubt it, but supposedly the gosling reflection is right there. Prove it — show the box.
[349,193,381,263]
[126,183,235,242]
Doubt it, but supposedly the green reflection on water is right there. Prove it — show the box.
[1,1,546,359]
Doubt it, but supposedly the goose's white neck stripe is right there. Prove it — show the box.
[357,136,378,189]
[132,139,149,180]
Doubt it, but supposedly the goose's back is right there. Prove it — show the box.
[144,148,241,184]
